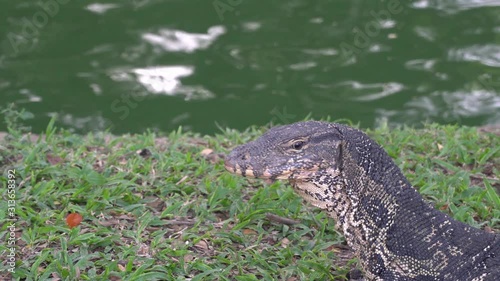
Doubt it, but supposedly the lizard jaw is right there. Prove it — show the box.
[224,161,294,180]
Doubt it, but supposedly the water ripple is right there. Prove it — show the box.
[414,26,436,42]
[19,88,42,103]
[289,61,317,70]
[141,26,226,53]
[412,0,500,12]
[85,3,120,14]
[333,81,404,102]
[54,112,113,132]
[302,48,339,56]
[405,59,436,71]
[441,89,500,116]
[382,89,500,125]
[110,66,215,101]
[242,22,262,32]
[448,44,500,67]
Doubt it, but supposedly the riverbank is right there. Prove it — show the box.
[1,123,499,280]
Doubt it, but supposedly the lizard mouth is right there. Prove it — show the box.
[224,162,256,177]
[224,161,253,177]
[224,162,292,179]
[224,160,317,181]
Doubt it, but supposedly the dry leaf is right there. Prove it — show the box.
[200,148,224,163]
[281,237,290,248]
[194,240,209,251]
[243,229,257,235]
[176,175,188,185]
[51,272,61,280]
[200,148,213,156]
[145,196,164,210]
[484,226,494,233]
[46,153,63,165]
[137,243,150,257]
[66,213,83,228]
[183,254,195,262]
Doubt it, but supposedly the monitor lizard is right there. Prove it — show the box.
[224,121,500,280]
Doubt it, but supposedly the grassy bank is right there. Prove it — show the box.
[1,121,499,280]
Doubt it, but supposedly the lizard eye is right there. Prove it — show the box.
[291,141,305,150]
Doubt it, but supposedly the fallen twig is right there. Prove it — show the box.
[266,213,300,225]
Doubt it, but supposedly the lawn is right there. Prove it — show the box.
[1,117,499,280]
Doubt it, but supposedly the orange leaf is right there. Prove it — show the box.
[66,213,83,228]
[242,229,257,235]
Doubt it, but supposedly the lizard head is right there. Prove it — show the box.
[224,121,344,182]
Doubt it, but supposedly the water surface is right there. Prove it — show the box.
[1,0,499,134]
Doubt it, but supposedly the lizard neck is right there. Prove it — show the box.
[290,166,384,258]
[292,145,500,280]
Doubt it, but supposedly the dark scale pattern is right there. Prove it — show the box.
[225,121,500,281]
[360,196,392,229]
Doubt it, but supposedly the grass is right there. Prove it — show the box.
[0,120,499,280]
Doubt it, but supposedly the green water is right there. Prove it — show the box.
[1,0,500,134]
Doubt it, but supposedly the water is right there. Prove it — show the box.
[1,0,499,134]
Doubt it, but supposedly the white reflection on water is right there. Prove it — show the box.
[133,66,193,93]
[85,3,120,14]
[405,59,436,71]
[130,66,214,100]
[412,0,500,12]
[333,81,404,102]
[441,90,500,116]
[142,26,226,53]
[289,61,317,70]
[414,26,436,42]
[448,44,500,67]
[109,65,214,100]
[19,88,42,103]
[303,48,338,56]
[380,89,500,126]
[52,112,112,132]
[242,22,262,32]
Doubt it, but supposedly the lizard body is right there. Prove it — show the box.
[225,121,500,280]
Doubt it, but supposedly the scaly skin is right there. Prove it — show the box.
[224,121,500,281]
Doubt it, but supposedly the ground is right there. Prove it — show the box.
[0,122,499,280]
